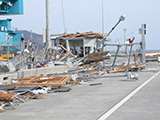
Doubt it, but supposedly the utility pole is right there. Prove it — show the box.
[102,0,104,33]
[46,0,51,48]
[140,24,146,64]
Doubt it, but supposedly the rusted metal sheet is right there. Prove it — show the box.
[0,91,15,102]
[7,75,71,87]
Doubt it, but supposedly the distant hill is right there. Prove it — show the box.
[18,30,44,46]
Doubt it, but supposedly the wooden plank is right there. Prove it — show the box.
[6,75,71,87]
[108,64,146,73]
[113,64,146,71]
[6,83,63,87]
[83,68,98,71]
[59,45,77,58]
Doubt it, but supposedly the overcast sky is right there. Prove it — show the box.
[1,0,160,50]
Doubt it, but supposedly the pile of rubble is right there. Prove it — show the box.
[6,75,71,87]
[0,59,145,113]
[0,30,146,113]
[0,85,71,112]
[56,31,107,39]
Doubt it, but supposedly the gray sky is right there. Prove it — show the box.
[1,0,160,50]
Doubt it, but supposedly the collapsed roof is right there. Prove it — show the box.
[56,31,107,39]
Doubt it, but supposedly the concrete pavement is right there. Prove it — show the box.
[0,62,160,120]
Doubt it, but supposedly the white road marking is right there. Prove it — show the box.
[98,72,160,120]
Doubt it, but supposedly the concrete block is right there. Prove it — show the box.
[8,72,17,82]
[0,72,17,84]
[8,62,16,72]
[22,66,68,77]
[0,66,68,83]
[45,66,68,75]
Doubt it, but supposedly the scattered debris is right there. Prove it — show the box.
[127,72,138,80]
[0,91,14,102]
[56,31,107,39]
[107,64,146,73]
[6,75,71,87]
[85,51,110,63]
[0,85,72,113]
[89,83,102,86]
[0,29,146,114]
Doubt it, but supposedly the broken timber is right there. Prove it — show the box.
[0,91,15,102]
[56,31,107,39]
[6,75,71,87]
[108,64,146,73]
[59,45,77,58]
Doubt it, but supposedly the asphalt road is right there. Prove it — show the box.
[0,62,160,120]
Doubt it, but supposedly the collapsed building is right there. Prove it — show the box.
[0,14,147,112]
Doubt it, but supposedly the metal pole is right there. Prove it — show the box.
[6,34,10,71]
[30,30,32,42]
[101,20,121,52]
[127,45,133,66]
[102,0,104,33]
[107,20,121,38]
[141,24,146,64]
[46,0,51,48]
[123,29,128,54]
[21,40,25,70]
[112,45,120,66]
[7,40,10,71]
[61,0,66,32]
[101,15,125,52]
[123,29,126,44]
[77,74,127,80]
[142,34,146,64]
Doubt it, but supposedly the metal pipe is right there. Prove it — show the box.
[101,20,120,51]
[77,74,127,80]
[127,45,133,66]
[14,95,25,103]
[112,45,120,66]
[104,42,140,46]
[101,15,125,52]
[107,20,121,38]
